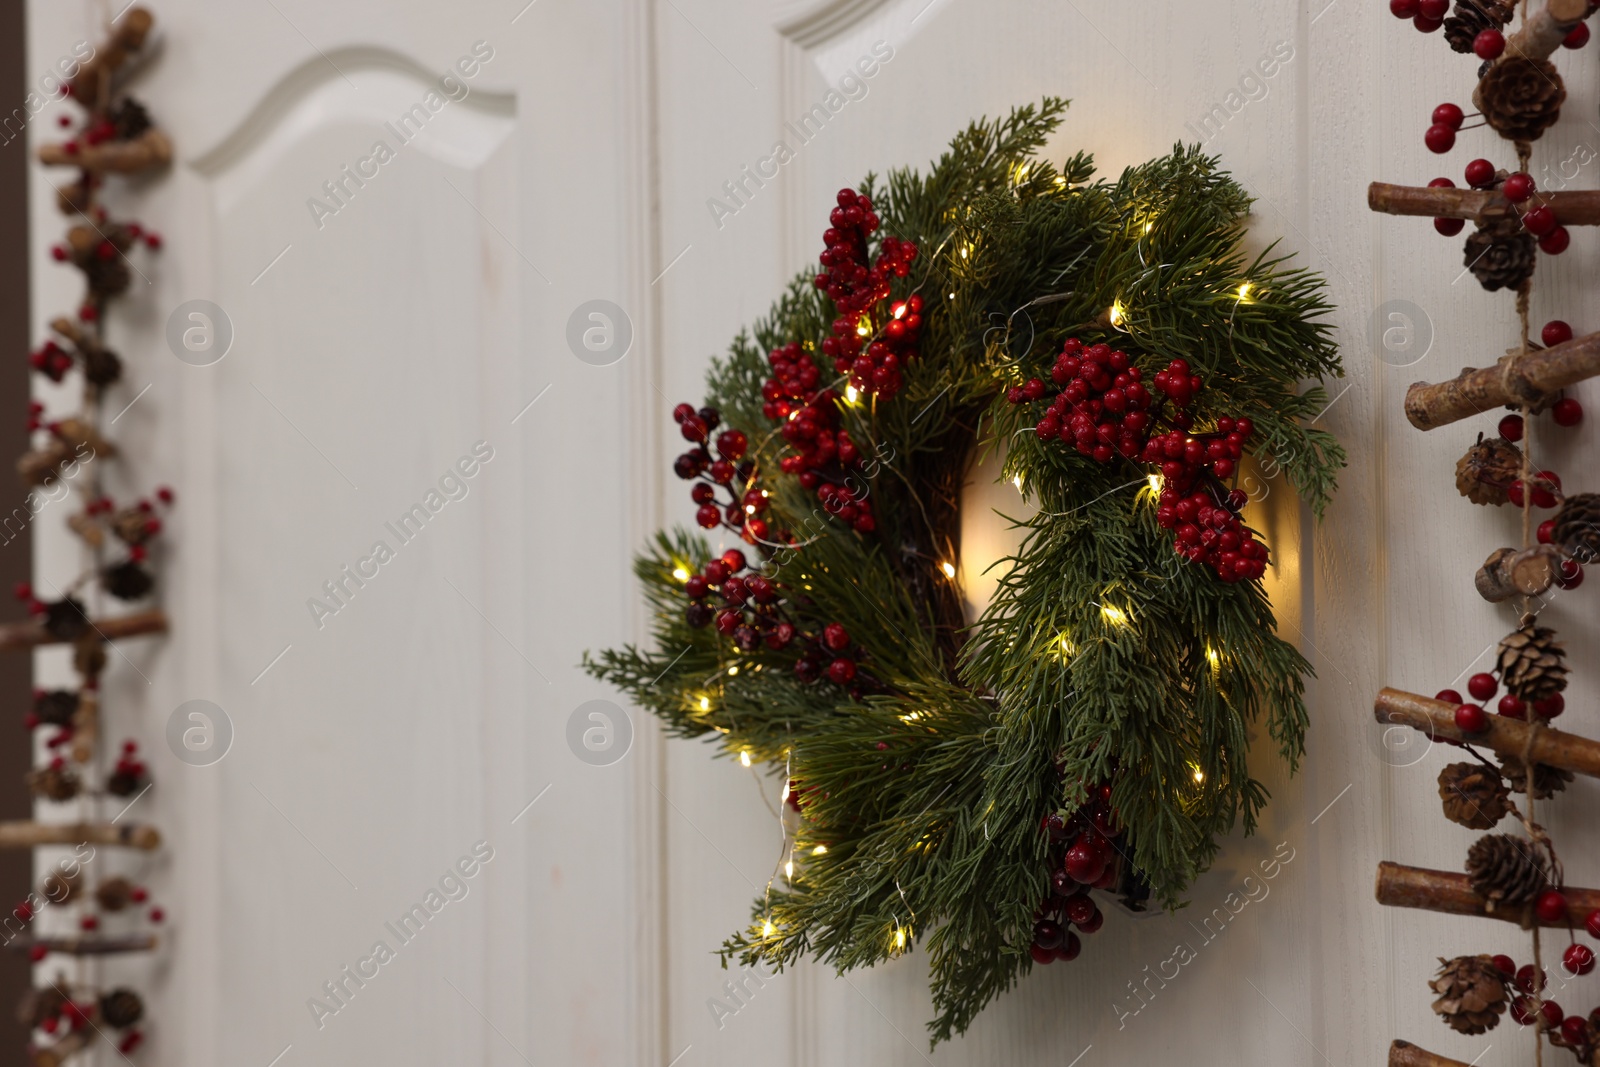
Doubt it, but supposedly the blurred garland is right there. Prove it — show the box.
[586,98,1344,1043]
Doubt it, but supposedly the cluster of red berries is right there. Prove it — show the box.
[1486,946,1600,1048]
[681,548,865,688]
[1031,784,1122,965]
[1433,160,1575,254]
[1440,669,1566,735]
[27,341,74,382]
[673,403,761,540]
[1008,341,1267,581]
[765,342,876,535]
[1392,0,1592,49]
[814,188,920,399]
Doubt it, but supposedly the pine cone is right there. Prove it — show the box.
[109,98,152,140]
[106,766,148,798]
[94,876,135,913]
[1443,0,1515,53]
[16,985,67,1028]
[1438,762,1511,828]
[102,561,153,601]
[1464,216,1536,292]
[98,989,143,1029]
[1497,621,1567,702]
[41,597,90,643]
[26,765,80,803]
[1456,434,1523,505]
[81,346,122,387]
[32,689,78,728]
[1466,833,1549,910]
[1498,753,1573,799]
[1430,954,1509,1034]
[1553,492,1600,563]
[1479,57,1565,143]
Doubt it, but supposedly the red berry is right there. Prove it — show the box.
[1055,932,1081,961]
[826,658,856,685]
[1432,103,1464,129]
[1542,320,1574,347]
[156,485,175,505]
[1517,963,1546,993]
[1454,703,1488,733]
[1586,908,1600,939]
[1428,176,1457,189]
[1492,954,1517,976]
[148,906,165,923]
[720,549,746,573]
[1508,480,1525,507]
[1562,1016,1589,1044]
[822,623,850,651]
[1511,995,1536,1025]
[1433,217,1465,236]
[1474,28,1506,59]
[130,887,148,904]
[1557,559,1584,590]
[1033,918,1064,950]
[695,504,721,529]
[1537,889,1569,924]
[1535,692,1565,719]
[1499,414,1524,441]
[1390,0,1419,15]
[79,915,97,931]
[1540,226,1572,255]
[1565,943,1596,976]
[1468,672,1498,700]
[1543,1000,1566,1028]
[1063,840,1106,884]
[1497,693,1525,718]
[1435,688,1464,703]
[1420,0,1449,13]
[28,945,46,962]
[1464,158,1496,187]
[1424,124,1456,154]
[1029,943,1055,965]
[12,582,31,602]
[1503,172,1536,202]
[1064,894,1097,925]
[1552,397,1584,426]
[1523,204,1557,236]
[1564,21,1590,48]
[1075,906,1104,933]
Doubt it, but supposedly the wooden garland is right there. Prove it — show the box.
[1373,688,1600,778]
[0,608,167,651]
[1388,1040,1476,1067]
[1401,329,1600,430]
[1474,544,1560,602]
[0,823,160,850]
[1368,182,1600,226]
[36,129,171,174]
[1376,861,1600,927]
[6,934,157,957]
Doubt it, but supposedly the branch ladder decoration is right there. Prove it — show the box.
[1376,0,1600,1062]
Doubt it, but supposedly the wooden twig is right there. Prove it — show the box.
[68,6,154,104]
[37,129,172,174]
[31,1030,89,1067]
[0,608,167,652]
[1373,687,1600,778]
[1403,329,1600,430]
[1388,1039,1475,1067]
[1377,860,1600,926]
[6,934,157,956]
[0,822,159,850]
[68,690,97,766]
[1495,0,1587,64]
[1367,182,1600,225]
[1474,545,1560,602]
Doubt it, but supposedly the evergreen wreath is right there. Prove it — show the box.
[585,98,1345,1043]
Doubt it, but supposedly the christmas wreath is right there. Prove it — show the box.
[585,98,1345,1042]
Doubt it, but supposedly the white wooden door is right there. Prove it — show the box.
[26,2,660,1066]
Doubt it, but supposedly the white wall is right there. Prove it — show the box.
[23,1,1600,1065]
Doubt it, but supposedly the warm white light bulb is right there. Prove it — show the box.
[941,562,956,579]
[739,750,752,768]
